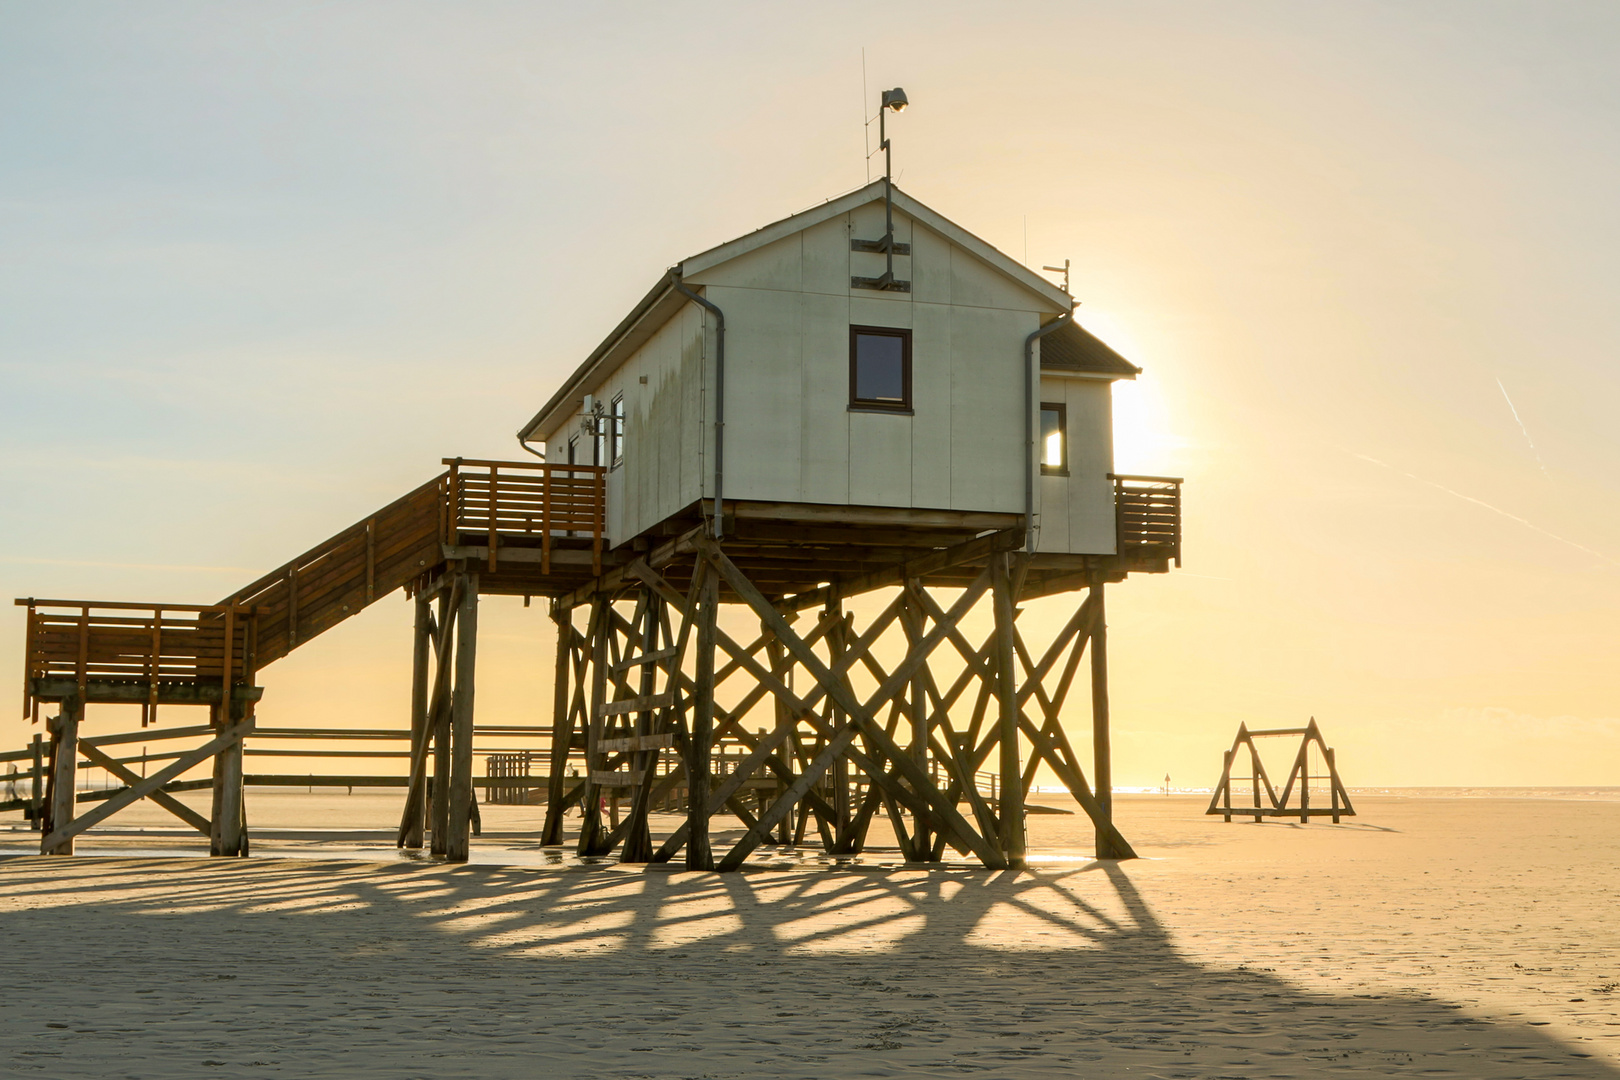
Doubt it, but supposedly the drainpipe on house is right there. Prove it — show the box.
[671,272,727,540]
[1023,310,1074,554]
[515,433,546,462]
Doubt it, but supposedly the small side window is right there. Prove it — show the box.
[609,394,625,468]
[849,326,912,412]
[1040,402,1067,475]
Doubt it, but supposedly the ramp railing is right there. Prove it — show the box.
[16,599,260,724]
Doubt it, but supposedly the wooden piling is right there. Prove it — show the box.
[447,574,478,861]
[42,697,80,855]
[991,554,1024,865]
[686,568,718,870]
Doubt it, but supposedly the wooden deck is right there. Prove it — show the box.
[9,456,1182,865]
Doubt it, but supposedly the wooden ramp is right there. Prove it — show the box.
[11,458,607,857]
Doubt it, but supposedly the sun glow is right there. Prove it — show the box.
[1111,375,1185,476]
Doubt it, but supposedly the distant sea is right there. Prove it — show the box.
[1102,786,1620,802]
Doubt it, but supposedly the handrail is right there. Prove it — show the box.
[444,458,606,575]
[1111,474,1182,568]
[18,599,261,724]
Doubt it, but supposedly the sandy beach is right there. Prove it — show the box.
[1,793,1617,1078]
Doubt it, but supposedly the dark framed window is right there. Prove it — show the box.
[609,394,625,468]
[849,326,912,412]
[1040,402,1067,475]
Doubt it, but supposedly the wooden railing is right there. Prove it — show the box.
[1110,474,1183,567]
[444,458,607,575]
[15,599,259,723]
[223,474,448,669]
[16,460,610,703]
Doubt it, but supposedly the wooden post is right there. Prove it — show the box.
[687,566,718,870]
[991,554,1024,866]
[902,582,933,860]
[576,598,611,856]
[400,592,433,849]
[540,609,573,846]
[30,732,43,832]
[447,573,478,861]
[1090,578,1128,859]
[210,702,247,856]
[429,588,454,856]
[42,697,80,855]
[824,598,856,853]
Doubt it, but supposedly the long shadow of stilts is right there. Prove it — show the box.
[0,854,1614,1079]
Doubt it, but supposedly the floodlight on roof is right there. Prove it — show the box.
[882,87,908,112]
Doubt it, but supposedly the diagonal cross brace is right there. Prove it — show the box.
[77,739,211,836]
[696,536,1007,870]
[40,719,254,852]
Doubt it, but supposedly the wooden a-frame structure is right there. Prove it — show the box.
[1206,718,1355,824]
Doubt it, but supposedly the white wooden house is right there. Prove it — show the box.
[517,180,1151,561]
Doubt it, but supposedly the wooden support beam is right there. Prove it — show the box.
[540,617,579,845]
[210,702,247,857]
[429,584,456,856]
[1088,578,1131,860]
[575,597,612,856]
[446,573,478,861]
[398,591,433,848]
[697,538,1006,871]
[78,739,211,836]
[686,564,718,870]
[992,553,1026,866]
[42,698,80,855]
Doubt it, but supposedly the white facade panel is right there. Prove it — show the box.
[535,193,1126,556]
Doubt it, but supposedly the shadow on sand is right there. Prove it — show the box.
[0,854,1613,1079]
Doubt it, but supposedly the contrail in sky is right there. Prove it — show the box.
[1348,452,1617,567]
[1496,377,1550,476]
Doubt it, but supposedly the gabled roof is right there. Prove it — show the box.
[1040,321,1141,379]
[519,182,1081,443]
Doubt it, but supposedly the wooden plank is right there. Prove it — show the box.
[77,740,211,836]
[589,770,647,788]
[598,732,675,753]
[596,693,674,718]
[609,646,679,674]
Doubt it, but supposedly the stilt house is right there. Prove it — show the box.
[12,179,1182,871]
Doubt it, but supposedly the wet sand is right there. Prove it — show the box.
[1,794,1617,1077]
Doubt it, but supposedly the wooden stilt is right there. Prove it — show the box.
[992,554,1025,866]
[30,733,44,832]
[399,591,433,848]
[210,700,246,856]
[539,609,574,846]
[447,573,478,861]
[576,597,611,856]
[687,566,718,870]
[1089,577,1130,859]
[41,697,80,855]
[429,591,453,856]
[901,582,934,859]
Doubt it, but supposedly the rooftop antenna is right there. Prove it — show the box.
[857,86,909,290]
[1043,260,1071,295]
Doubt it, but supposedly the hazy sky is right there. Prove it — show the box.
[2,2,1616,787]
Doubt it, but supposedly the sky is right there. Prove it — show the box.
[1,1,1617,789]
